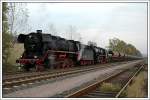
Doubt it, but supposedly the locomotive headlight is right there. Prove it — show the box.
[34,56,37,58]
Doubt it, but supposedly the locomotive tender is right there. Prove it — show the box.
[16,30,141,71]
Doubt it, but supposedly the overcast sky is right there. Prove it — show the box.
[25,3,147,55]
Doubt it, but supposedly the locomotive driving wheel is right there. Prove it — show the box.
[60,58,73,69]
[23,64,30,71]
[61,59,68,68]
[68,59,75,67]
[23,64,34,71]
[36,65,44,71]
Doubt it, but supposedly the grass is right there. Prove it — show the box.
[126,71,147,97]
[100,82,121,92]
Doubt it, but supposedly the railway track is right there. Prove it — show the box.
[3,61,132,81]
[3,66,99,88]
[3,60,142,95]
[65,63,145,98]
[3,61,130,93]
[3,61,132,83]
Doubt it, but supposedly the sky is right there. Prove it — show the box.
[25,3,147,55]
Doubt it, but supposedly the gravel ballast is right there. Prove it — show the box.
[3,60,142,98]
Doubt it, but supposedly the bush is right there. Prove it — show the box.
[4,43,24,73]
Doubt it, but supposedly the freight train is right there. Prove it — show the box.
[16,30,142,71]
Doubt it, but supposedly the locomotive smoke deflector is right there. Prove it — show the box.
[17,34,27,43]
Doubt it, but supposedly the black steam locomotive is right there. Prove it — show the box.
[16,30,141,71]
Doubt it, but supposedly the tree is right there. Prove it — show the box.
[66,25,81,41]
[108,38,142,57]
[7,3,30,46]
[3,3,30,72]
[67,25,76,40]
[2,3,12,69]
[108,38,124,52]
[136,50,142,57]
[48,23,57,36]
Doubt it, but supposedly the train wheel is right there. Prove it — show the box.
[61,60,66,69]
[87,61,89,65]
[61,59,71,69]
[80,61,83,65]
[66,59,70,68]
[56,62,61,69]
[36,65,44,72]
[23,64,33,72]
[84,61,86,65]
[68,59,74,68]
[24,65,30,71]
[92,61,94,64]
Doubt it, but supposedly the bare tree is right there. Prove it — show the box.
[76,32,82,42]
[48,23,57,36]
[67,25,82,42]
[7,3,30,46]
[67,25,76,40]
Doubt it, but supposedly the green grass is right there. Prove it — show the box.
[126,71,147,97]
[100,82,121,92]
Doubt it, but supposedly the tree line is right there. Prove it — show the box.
[107,38,142,57]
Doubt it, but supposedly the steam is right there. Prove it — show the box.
[77,44,85,61]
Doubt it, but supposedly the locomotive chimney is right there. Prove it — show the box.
[37,30,42,34]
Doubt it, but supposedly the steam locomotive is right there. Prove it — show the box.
[16,30,141,71]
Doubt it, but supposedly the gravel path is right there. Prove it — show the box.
[3,60,142,98]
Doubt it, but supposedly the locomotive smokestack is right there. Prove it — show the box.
[37,30,42,34]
